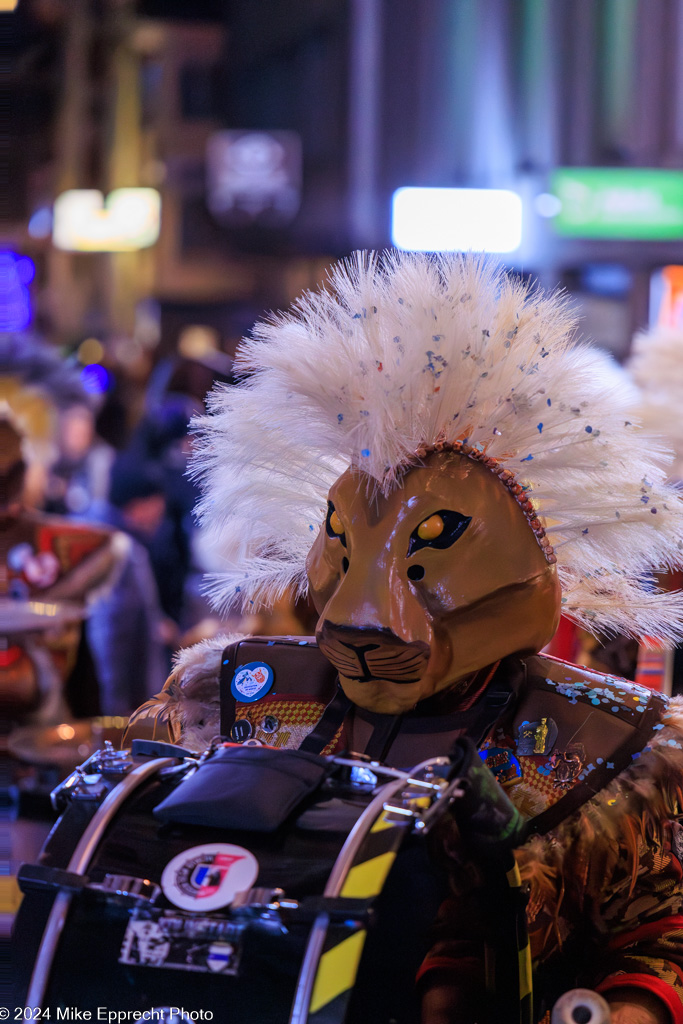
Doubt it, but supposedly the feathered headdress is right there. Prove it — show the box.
[628,325,683,482]
[191,251,683,643]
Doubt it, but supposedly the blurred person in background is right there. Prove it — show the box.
[44,402,115,517]
[1,416,118,724]
[84,455,170,716]
[121,396,200,628]
[83,388,216,709]
[0,337,124,729]
[129,334,277,643]
[1,335,162,725]
[147,331,310,639]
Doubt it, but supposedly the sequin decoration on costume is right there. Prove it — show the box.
[480,735,579,813]
[539,665,654,724]
[517,755,566,809]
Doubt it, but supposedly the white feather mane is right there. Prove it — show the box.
[191,251,683,642]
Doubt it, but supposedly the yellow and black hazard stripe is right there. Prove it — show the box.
[506,861,533,1024]
[479,857,534,1024]
[307,808,409,1023]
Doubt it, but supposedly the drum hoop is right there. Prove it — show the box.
[25,756,176,1010]
[325,755,449,897]
[290,756,449,1024]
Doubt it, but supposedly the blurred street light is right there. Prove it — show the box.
[53,188,161,252]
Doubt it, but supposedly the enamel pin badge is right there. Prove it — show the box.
[516,717,558,757]
[231,661,274,703]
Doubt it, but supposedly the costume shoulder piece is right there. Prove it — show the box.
[526,652,667,727]
[482,653,670,829]
[128,634,342,754]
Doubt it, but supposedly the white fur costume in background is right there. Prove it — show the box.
[192,251,683,643]
[629,324,683,483]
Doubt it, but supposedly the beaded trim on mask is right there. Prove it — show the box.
[411,440,557,566]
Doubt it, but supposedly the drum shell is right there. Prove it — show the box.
[14,764,449,1024]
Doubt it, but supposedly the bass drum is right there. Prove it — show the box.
[13,746,453,1024]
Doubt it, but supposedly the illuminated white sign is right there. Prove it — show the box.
[391,187,522,253]
[53,188,161,252]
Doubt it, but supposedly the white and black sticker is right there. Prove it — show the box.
[161,843,259,912]
[120,908,245,976]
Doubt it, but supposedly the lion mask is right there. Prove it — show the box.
[307,450,561,714]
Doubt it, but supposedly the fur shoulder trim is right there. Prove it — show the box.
[127,633,243,751]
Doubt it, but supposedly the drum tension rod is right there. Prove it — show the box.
[330,755,450,783]
[17,864,162,906]
[298,896,374,924]
[18,863,89,895]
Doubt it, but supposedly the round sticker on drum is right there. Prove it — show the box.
[161,843,259,912]
[230,661,274,703]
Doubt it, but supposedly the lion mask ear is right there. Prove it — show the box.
[306,451,560,713]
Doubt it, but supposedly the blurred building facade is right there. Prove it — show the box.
[5,0,683,361]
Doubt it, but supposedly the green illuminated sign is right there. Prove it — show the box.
[550,168,683,239]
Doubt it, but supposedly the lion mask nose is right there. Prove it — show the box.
[317,621,430,685]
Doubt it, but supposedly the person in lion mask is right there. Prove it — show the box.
[131,252,683,1024]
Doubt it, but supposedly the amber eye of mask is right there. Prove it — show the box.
[325,502,347,544]
[407,509,472,556]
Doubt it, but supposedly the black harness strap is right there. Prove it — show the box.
[298,686,353,753]
[362,715,403,762]
[351,673,517,764]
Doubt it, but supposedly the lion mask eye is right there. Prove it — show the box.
[408,509,471,556]
[325,502,347,545]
